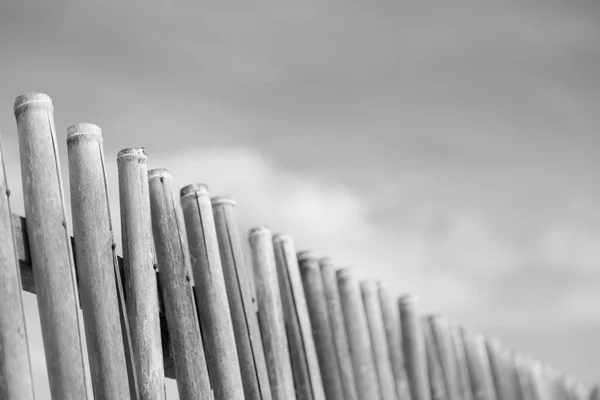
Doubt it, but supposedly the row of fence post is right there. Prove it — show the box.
[0,92,597,400]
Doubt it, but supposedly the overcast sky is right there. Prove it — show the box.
[1,0,599,398]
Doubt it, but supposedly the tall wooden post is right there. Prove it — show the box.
[14,93,90,399]
[117,147,165,400]
[180,183,244,400]
[0,131,35,400]
[212,197,272,400]
[148,169,213,400]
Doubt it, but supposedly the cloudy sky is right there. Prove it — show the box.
[1,0,599,397]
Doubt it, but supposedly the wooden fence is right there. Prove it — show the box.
[0,92,596,400]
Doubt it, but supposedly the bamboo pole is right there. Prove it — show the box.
[67,123,131,399]
[0,131,35,400]
[422,316,447,400]
[337,268,381,400]
[273,238,325,400]
[117,147,165,400]
[361,280,398,400]
[211,197,272,400]
[298,251,344,400]
[248,227,296,400]
[428,316,460,400]
[148,169,213,400]
[399,295,431,400]
[378,283,412,400]
[180,183,244,400]
[319,258,358,400]
[13,93,90,399]
[448,323,473,400]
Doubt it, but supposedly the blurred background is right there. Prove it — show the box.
[1,1,599,398]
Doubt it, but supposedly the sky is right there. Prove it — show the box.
[1,0,599,397]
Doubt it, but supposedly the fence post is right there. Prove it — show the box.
[272,238,325,400]
[66,123,131,399]
[211,197,272,400]
[462,328,496,400]
[399,295,431,400]
[378,283,412,400]
[298,251,345,400]
[0,131,35,400]
[117,148,165,400]
[248,227,296,400]
[422,316,447,400]
[448,323,473,400]
[148,169,213,400]
[319,258,359,400]
[337,268,381,400]
[428,316,460,400]
[361,280,398,400]
[13,93,90,399]
[180,183,245,400]
[486,339,521,400]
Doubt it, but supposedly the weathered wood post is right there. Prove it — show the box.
[378,283,411,400]
[117,147,165,400]
[319,258,359,400]
[422,316,447,400]
[272,238,325,400]
[448,323,473,400]
[248,227,296,400]
[361,280,398,400]
[486,339,521,400]
[399,295,431,400]
[67,123,131,399]
[148,168,213,400]
[211,197,272,400]
[337,268,381,400]
[514,354,537,400]
[0,131,35,400]
[298,251,345,400]
[428,316,460,400]
[462,328,496,400]
[14,93,90,399]
[180,183,245,400]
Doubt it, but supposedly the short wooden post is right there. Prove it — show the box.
[0,131,35,400]
[399,295,431,400]
[378,283,411,400]
[448,323,473,400]
[428,316,460,400]
[13,93,90,399]
[117,147,165,400]
[486,339,521,400]
[514,354,537,400]
[180,183,244,400]
[148,169,213,400]
[67,123,130,399]
[248,227,296,400]
[319,258,358,400]
[361,280,398,400]
[272,238,325,400]
[422,316,447,400]
[337,268,381,400]
[475,334,498,400]
[462,328,496,400]
[211,197,272,400]
[298,251,345,400]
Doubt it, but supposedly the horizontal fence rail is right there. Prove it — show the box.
[1,92,597,400]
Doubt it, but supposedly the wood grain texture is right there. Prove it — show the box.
[361,280,398,400]
[180,184,244,400]
[298,252,344,400]
[14,93,91,400]
[399,296,431,400]
[337,268,381,400]
[249,227,296,400]
[148,169,213,400]
[319,259,359,400]
[272,238,325,400]
[117,147,165,400]
[212,197,272,400]
[0,131,35,400]
[67,123,130,400]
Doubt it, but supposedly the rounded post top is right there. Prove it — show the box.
[67,123,102,140]
[117,147,147,159]
[180,183,209,199]
[336,267,354,281]
[297,250,317,263]
[272,233,293,245]
[248,225,272,237]
[14,92,53,112]
[211,196,236,207]
[359,279,378,292]
[148,168,171,180]
[398,293,419,307]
